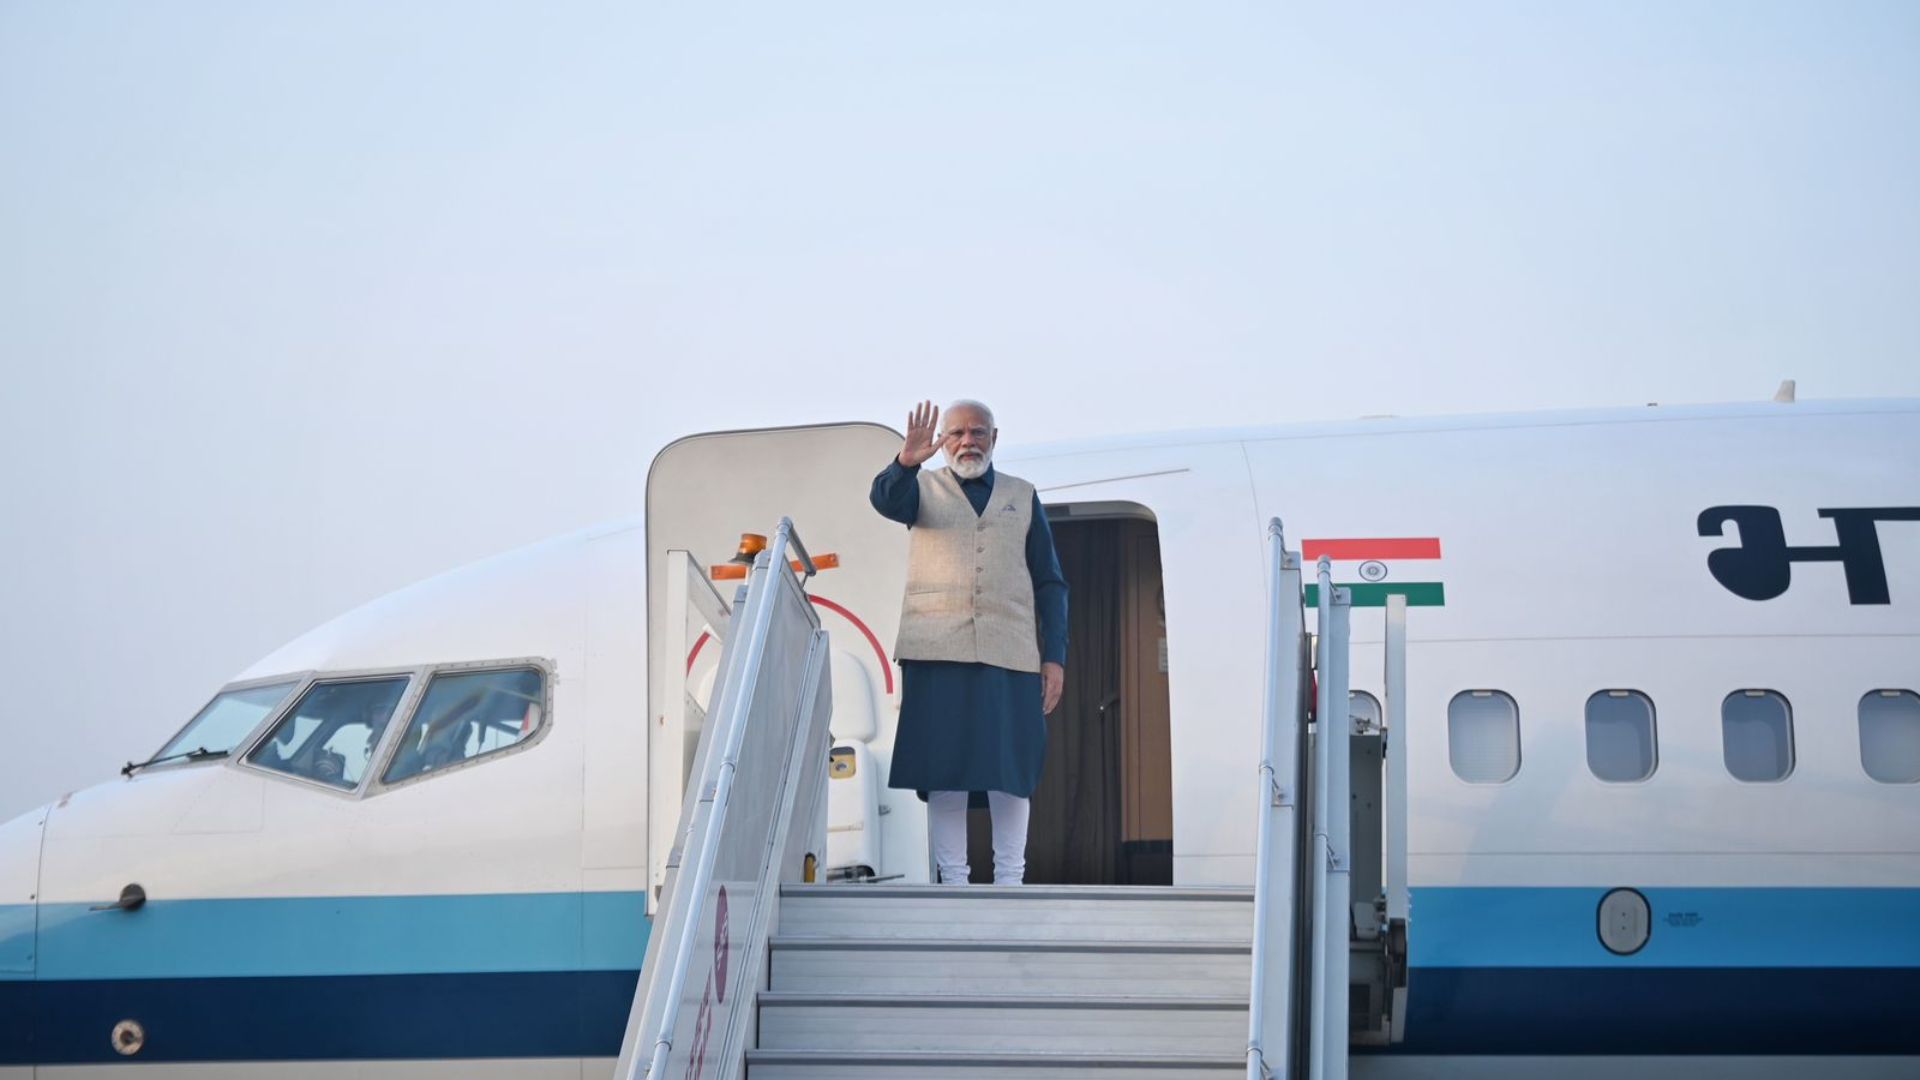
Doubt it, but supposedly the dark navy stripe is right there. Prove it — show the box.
[1379,966,1920,1055]
[0,979,27,1061]
[2,970,641,1064]
[8,965,1919,1063]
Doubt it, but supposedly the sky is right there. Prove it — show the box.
[1,1,1916,820]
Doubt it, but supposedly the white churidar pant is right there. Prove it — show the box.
[928,789,1030,884]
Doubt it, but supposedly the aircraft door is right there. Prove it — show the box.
[645,423,912,891]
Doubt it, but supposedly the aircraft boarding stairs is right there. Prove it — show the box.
[614,519,1411,1080]
[749,882,1256,1077]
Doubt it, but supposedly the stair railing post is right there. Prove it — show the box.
[1382,593,1411,1043]
[1323,584,1353,1080]
[1247,519,1304,1080]
[1307,557,1335,1080]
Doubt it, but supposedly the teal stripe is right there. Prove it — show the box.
[0,904,30,979]
[23,886,1916,983]
[1412,886,1920,969]
[1305,582,1445,607]
[32,891,649,980]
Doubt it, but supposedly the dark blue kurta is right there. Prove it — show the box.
[872,459,1068,798]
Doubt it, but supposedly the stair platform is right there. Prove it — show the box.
[759,992,1247,1054]
[776,883,1255,943]
[770,937,1252,996]
[746,1049,1245,1078]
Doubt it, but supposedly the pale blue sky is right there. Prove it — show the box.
[1,2,1915,816]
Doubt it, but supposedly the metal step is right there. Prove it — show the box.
[777,884,1254,943]
[756,993,1247,1055]
[746,1049,1245,1078]
[769,937,1252,996]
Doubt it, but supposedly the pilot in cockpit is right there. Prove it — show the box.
[261,686,390,787]
[395,690,486,777]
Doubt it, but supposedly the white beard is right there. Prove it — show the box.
[949,451,991,480]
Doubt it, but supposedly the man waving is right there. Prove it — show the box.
[871,399,1068,885]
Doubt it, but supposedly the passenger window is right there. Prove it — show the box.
[247,677,408,790]
[384,667,545,783]
[1448,691,1520,783]
[1859,690,1920,784]
[1722,690,1794,782]
[1586,691,1657,782]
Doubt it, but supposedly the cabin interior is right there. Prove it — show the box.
[965,506,1174,885]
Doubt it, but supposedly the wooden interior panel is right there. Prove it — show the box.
[969,513,1172,885]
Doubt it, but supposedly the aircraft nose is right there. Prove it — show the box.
[0,805,46,975]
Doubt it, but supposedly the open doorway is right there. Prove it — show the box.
[966,506,1172,885]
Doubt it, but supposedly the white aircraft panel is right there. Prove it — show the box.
[1392,634,1920,865]
[580,524,649,872]
[1242,406,1920,644]
[1410,851,1920,888]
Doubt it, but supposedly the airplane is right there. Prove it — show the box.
[1,395,1915,1078]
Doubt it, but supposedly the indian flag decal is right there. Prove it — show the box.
[1302,537,1445,607]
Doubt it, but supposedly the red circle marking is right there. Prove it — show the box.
[681,595,894,694]
[807,594,895,694]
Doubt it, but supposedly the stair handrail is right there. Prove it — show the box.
[1246,519,1307,1080]
[615,517,832,1080]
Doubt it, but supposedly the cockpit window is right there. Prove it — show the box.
[158,681,300,761]
[384,668,544,784]
[247,677,409,790]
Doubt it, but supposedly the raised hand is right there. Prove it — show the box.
[899,400,941,467]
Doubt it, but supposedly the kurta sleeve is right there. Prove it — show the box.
[870,457,921,526]
[1027,493,1069,667]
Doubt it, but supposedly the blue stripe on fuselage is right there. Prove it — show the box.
[4,891,652,1065]
[22,886,1913,980]
[1410,886,1920,969]
[4,886,1919,1063]
[31,891,648,980]
[1389,887,1920,1055]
